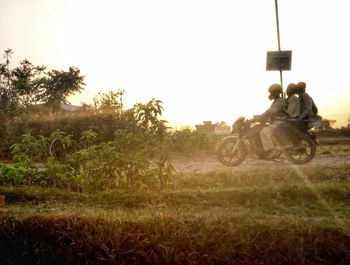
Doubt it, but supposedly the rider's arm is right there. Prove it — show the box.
[268,98,287,121]
[254,110,270,122]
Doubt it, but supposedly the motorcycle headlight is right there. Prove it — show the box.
[231,117,245,133]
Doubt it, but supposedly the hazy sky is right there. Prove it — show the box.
[1,0,349,128]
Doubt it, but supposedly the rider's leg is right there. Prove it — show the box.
[274,122,294,149]
[260,125,283,159]
[260,126,275,152]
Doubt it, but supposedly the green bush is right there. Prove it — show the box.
[168,129,219,153]
[61,130,174,191]
[2,97,175,191]
[0,162,34,186]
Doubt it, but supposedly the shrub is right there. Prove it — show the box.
[168,129,218,154]
[0,162,34,186]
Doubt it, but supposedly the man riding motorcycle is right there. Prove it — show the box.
[253,84,292,159]
[217,83,319,166]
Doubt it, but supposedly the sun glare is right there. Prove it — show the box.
[2,0,349,127]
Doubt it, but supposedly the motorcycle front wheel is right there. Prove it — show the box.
[217,137,248,167]
[284,131,316,165]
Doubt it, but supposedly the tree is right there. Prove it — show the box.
[40,66,85,111]
[319,119,336,131]
[0,50,86,115]
[1,49,13,88]
[11,59,46,107]
[134,98,168,139]
[93,89,125,114]
[0,49,17,115]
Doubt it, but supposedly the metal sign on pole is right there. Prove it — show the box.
[266,0,292,98]
[266,50,292,71]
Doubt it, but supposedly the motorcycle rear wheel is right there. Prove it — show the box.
[217,137,248,167]
[284,131,316,165]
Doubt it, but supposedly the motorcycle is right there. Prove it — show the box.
[217,116,319,166]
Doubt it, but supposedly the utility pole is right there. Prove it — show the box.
[266,0,291,98]
[274,0,283,94]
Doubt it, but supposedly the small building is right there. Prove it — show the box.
[195,121,230,134]
[61,103,81,112]
[329,119,337,127]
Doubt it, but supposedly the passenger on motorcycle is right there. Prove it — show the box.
[297,81,315,120]
[285,83,300,118]
[276,81,321,150]
[296,81,322,129]
[253,84,291,159]
[274,83,303,147]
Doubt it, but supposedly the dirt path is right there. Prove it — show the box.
[171,154,350,174]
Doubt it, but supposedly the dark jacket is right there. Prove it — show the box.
[299,92,318,120]
[286,95,300,118]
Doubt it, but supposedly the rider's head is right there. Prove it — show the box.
[296,81,306,94]
[268,83,283,100]
[286,83,297,97]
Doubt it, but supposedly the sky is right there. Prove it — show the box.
[1,0,350,128]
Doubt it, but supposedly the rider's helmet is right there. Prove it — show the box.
[296,81,306,94]
[286,83,297,97]
[268,83,283,100]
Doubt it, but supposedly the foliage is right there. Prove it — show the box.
[10,130,74,164]
[0,162,34,186]
[44,157,75,190]
[2,95,176,190]
[0,95,179,159]
[48,129,74,158]
[1,90,215,191]
[39,66,85,111]
[134,98,168,140]
[10,133,48,165]
[319,118,334,131]
[80,129,98,148]
[168,129,217,154]
[60,129,174,191]
[93,89,124,114]
[11,59,46,107]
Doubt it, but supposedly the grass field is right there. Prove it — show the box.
[0,156,350,264]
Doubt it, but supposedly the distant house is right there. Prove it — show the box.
[195,121,230,134]
[61,103,80,112]
[25,103,81,113]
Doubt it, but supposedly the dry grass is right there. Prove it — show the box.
[0,163,350,264]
